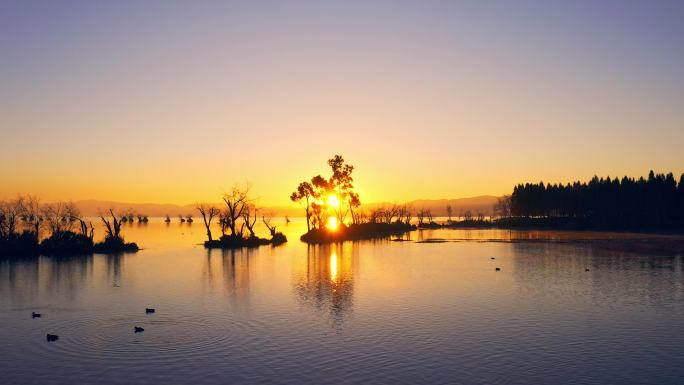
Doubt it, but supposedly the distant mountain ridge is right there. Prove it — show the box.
[72,195,500,217]
[408,195,499,216]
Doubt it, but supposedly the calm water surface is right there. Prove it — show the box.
[2,219,684,385]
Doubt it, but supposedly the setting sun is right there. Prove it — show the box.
[327,194,340,208]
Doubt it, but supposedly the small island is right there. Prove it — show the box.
[196,187,287,249]
[0,199,138,257]
[291,155,418,243]
[300,222,416,243]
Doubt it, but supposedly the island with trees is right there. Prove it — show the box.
[0,197,139,257]
[292,155,416,243]
[3,168,683,257]
[196,186,287,249]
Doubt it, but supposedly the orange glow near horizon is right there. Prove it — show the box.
[2,3,683,207]
[327,194,340,208]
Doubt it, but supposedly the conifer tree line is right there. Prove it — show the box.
[505,171,684,229]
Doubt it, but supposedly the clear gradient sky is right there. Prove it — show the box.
[1,0,683,206]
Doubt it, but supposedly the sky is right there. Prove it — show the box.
[1,0,683,206]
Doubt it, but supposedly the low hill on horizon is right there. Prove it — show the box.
[72,195,500,218]
[402,195,499,216]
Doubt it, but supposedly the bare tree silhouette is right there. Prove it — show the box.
[222,185,250,238]
[291,181,315,232]
[196,204,220,242]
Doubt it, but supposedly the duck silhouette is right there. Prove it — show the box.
[46,334,59,342]
[145,308,155,314]
[32,312,41,318]
[495,267,501,271]
[134,326,144,333]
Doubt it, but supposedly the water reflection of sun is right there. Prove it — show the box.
[326,216,338,231]
[330,250,338,283]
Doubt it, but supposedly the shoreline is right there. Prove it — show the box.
[420,219,684,236]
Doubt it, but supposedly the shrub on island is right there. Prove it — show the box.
[0,202,141,258]
[93,236,139,253]
[205,234,271,249]
[271,232,288,245]
[0,232,40,257]
[204,233,287,249]
[40,231,94,255]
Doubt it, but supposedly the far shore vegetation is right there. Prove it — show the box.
[422,170,684,233]
[291,159,684,242]
[0,197,139,257]
[2,166,684,256]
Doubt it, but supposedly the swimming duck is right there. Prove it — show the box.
[46,334,59,342]
[145,308,155,314]
[134,326,144,333]
[32,312,41,318]
[495,267,501,271]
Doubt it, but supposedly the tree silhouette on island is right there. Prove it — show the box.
[292,155,415,243]
[2,166,684,258]
[197,185,287,249]
[0,198,139,257]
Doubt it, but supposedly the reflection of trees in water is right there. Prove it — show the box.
[511,241,684,272]
[0,258,40,305]
[292,243,356,328]
[204,248,252,304]
[105,253,122,286]
[509,242,684,306]
[0,255,94,305]
[45,255,94,300]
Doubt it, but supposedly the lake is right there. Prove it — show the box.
[2,219,684,385]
